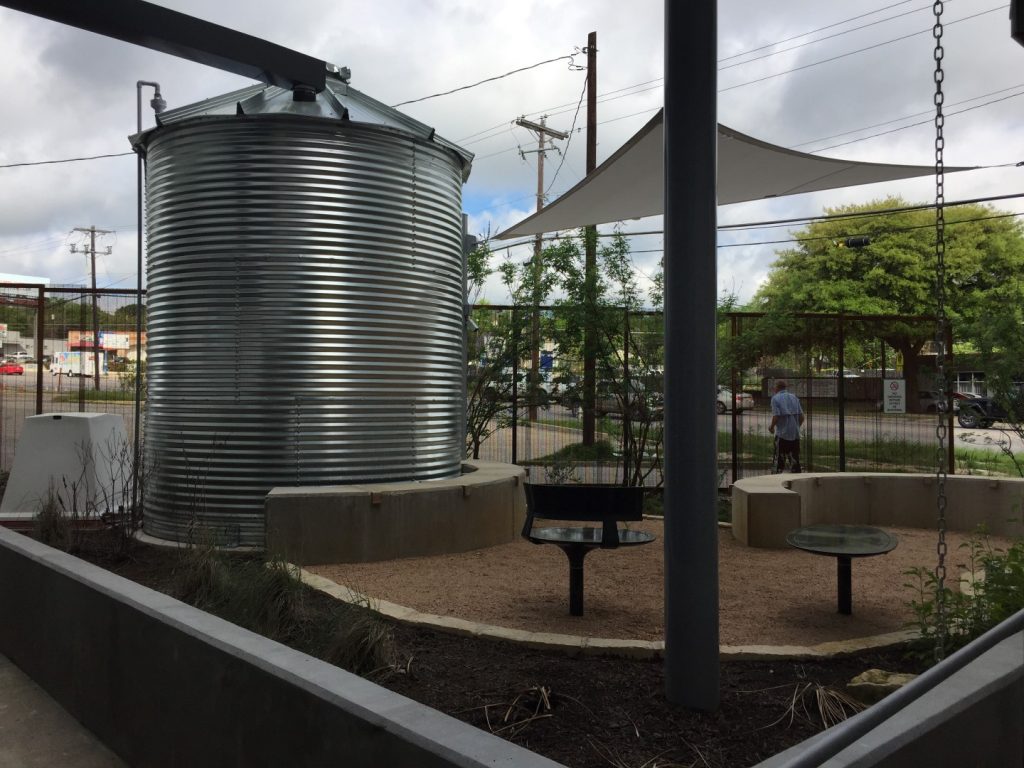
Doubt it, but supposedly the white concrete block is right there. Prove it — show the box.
[0,413,129,519]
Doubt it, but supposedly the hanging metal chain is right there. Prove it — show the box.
[932,0,949,662]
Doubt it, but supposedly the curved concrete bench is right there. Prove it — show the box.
[732,473,1024,548]
[265,460,526,565]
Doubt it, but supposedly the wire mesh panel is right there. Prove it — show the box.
[467,305,665,487]
[721,312,953,483]
[0,285,146,479]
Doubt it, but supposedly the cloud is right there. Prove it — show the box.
[0,0,1022,310]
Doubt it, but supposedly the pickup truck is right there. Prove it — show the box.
[956,396,1012,429]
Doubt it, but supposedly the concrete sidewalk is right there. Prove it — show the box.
[0,653,124,767]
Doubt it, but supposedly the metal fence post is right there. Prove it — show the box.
[622,306,632,486]
[730,315,738,484]
[838,313,846,472]
[511,307,518,466]
[946,322,955,474]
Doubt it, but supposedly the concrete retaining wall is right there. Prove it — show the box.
[755,632,1024,767]
[0,526,561,768]
[266,460,526,565]
[733,473,1024,548]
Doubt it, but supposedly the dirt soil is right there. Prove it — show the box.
[309,522,996,647]
[81,526,975,768]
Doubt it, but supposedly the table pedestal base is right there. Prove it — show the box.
[837,555,852,615]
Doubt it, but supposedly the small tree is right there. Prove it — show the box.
[553,229,664,487]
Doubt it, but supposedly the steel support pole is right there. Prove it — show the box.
[663,0,719,709]
[35,287,44,415]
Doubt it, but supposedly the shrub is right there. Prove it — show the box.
[905,528,1024,656]
[172,544,396,676]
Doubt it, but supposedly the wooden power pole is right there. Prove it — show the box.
[582,30,598,445]
[515,116,567,422]
[71,225,113,391]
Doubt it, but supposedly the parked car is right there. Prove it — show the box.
[0,362,24,375]
[595,379,663,420]
[479,367,550,409]
[716,386,753,414]
[956,396,1012,429]
[6,351,31,363]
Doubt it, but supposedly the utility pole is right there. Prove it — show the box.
[582,31,598,446]
[515,116,567,422]
[71,226,113,391]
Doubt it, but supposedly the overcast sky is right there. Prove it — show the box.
[0,0,1021,304]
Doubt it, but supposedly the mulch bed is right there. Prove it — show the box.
[79,536,929,768]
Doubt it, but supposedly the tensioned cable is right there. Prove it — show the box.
[487,193,1024,251]
[391,53,581,108]
[545,73,588,195]
[0,152,133,170]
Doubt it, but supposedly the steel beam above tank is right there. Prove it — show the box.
[0,0,327,92]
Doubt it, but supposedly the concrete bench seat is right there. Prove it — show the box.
[732,473,1024,548]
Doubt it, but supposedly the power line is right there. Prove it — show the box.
[718,191,1024,230]
[522,210,1024,255]
[719,5,1006,94]
[0,152,133,170]
[790,82,1024,149]
[805,89,1024,153]
[472,106,660,165]
[391,53,581,108]
[719,0,921,62]
[545,73,588,194]
[458,80,664,148]
[486,191,1024,251]
[716,211,1024,249]
[720,1,936,71]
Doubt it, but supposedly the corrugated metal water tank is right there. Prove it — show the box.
[133,75,473,545]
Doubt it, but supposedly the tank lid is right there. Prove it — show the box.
[130,71,473,180]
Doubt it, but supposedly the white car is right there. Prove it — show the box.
[716,386,753,414]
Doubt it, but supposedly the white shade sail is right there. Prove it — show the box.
[496,109,970,239]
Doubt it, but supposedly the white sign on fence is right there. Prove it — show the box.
[884,379,906,413]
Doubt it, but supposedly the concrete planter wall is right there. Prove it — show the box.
[265,460,526,565]
[0,526,559,768]
[732,473,1024,549]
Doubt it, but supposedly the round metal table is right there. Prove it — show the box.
[527,527,656,616]
[786,524,899,615]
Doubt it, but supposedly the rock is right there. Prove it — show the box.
[847,668,918,704]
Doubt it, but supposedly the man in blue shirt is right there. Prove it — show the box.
[769,380,804,473]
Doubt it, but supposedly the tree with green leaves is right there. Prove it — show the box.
[752,197,1024,410]
[550,229,664,486]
